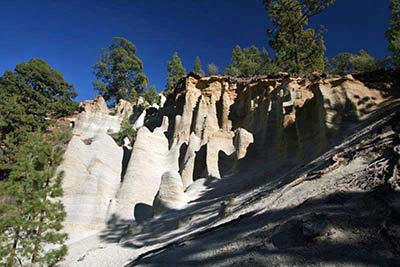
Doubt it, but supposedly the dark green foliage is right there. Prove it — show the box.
[387,0,400,69]
[0,59,78,178]
[93,37,148,103]
[351,50,382,73]
[193,56,204,75]
[166,52,186,95]
[208,63,219,75]
[331,50,382,74]
[111,115,137,146]
[0,60,74,265]
[0,130,69,266]
[330,52,354,74]
[0,59,77,136]
[263,0,335,73]
[143,85,159,105]
[224,45,279,76]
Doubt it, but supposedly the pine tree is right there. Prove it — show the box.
[351,50,382,73]
[144,85,159,105]
[111,115,137,146]
[0,59,77,180]
[224,45,278,77]
[193,56,204,75]
[330,50,382,74]
[0,131,69,266]
[208,63,219,75]
[331,52,354,74]
[93,37,148,103]
[263,0,335,73]
[387,0,400,69]
[166,52,186,95]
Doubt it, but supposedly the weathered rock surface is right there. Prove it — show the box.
[59,72,398,267]
[153,171,189,216]
[60,133,123,243]
[115,126,179,221]
[73,96,121,139]
[234,128,254,160]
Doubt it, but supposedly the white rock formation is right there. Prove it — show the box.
[116,126,179,221]
[180,133,202,188]
[159,93,166,108]
[234,128,254,160]
[153,171,189,216]
[115,99,133,119]
[73,96,121,139]
[60,134,123,242]
[206,130,236,178]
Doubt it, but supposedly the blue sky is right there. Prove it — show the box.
[0,0,391,101]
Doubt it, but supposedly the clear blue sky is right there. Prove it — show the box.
[0,0,391,101]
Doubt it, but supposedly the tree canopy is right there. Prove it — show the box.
[193,56,204,75]
[0,131,69,266]
[0,59,78,177]
[331,50,382,74]
[387,0,400,69]
[224,45,278,76]
[93,37,148,103]
[143,85,159,105]
[0,59,75,266]
[208,63,219,75]
[263,0,335,73]
[166,52,186,95]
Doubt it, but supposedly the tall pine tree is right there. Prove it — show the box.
[166,52,186,95]
[263,0,335,73]
[224,45,278,77]
[193,56,204,75]
[0,59,77,180]
[0,130,69,266]
[144,85,159,105]
[208,63,219,75]
[387,0,400,69]
[93,37,148,103]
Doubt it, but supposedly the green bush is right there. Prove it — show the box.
[111,115,137,146]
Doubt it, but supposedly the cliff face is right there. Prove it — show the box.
[59,73,398,266]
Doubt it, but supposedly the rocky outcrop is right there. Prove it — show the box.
[115,125,179,221]
[234,128,254,160]
[60,133,123,242]
[60,73,389,249]
[73,96,121,139]
[153,171,189,216]
[115,99,133,119]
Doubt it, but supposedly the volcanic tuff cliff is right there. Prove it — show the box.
[59,72,400,266]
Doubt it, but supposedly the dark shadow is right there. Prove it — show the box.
[193,144,207,180]
[144,107,162,131]
[126,187,400,267]
[120,146,132,182]
[216,96,223,129]
[98,214,133,243]
[218,150,235,177]
[129,105,144,124]
[178,142,188,175]
[134,203,153,224]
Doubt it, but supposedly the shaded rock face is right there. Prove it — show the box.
[163,75,386,177]
[60,74,387,246]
